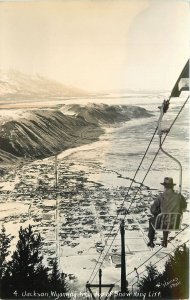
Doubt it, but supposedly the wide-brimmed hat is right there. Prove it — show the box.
[161,177,176,187]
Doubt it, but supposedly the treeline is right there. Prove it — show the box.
[137,244,189,299]
[0,225,69,299]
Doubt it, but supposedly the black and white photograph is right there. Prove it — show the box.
[0,0,189,299]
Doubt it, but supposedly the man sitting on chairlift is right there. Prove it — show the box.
[147,177,187,248]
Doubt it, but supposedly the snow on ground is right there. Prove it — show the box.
[0,174,20,191]
[0,202,29,219]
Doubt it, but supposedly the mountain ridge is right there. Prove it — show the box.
[0,69,87,99]
[62,103,152,124]
[0,104,153,171]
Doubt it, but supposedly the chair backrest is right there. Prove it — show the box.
[152,213,182,231]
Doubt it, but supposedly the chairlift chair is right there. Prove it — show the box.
[151,212,182,231]
[150,100,184,246]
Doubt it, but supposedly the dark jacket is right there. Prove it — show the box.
[150,189,187,216]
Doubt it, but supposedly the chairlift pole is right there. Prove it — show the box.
[86,269,114,300]
[158,102,182,194]
[120,220,128,294]
[99,269,102,300]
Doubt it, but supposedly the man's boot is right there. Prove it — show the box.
[147,240,155,248]
[162,231,169,247]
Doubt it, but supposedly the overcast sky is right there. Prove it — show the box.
[0,0,189,91]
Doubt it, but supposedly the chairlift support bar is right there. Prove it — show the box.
[157,101,182,194]
[86,276,115,300]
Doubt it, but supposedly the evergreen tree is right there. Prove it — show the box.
[160,244,189,299]
[137,264,160,295]
[0,225,12,279]
[8,225,48,296]
[50,260,61,288]
[49,259,68,294]
[0,226,13,299]
[33,264,50,293]
[137,245,189,299]
[0,225,70,299]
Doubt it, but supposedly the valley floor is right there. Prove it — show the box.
[0,150,189,295]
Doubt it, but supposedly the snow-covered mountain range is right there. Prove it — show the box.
[0,70,87,99]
